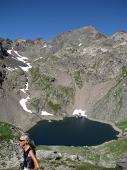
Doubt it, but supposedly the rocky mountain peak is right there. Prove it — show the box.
[111,31,127,41]
[49,26,107,52]
[33,37,46,46]
[79,25,97,33]
[15,37,46,45]
[13,37,47,51]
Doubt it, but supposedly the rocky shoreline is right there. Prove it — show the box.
[0,143,121,170]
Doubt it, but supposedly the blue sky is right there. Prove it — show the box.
[0,0,127,41]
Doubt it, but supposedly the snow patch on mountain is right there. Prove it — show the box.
[19,96,32,113]
[19,63,32,72]
[20,82,29,94]
[7,48,32,72]
[34,57,43,62]
[19,81,32,113]
[41,111,54,116]
[43,44,47,48]
[14,51,32,72]
[7,48,13,55]
[73,109,87,117]
[14,51,29,62]
[6,67,18,71]
[79,43,82,46]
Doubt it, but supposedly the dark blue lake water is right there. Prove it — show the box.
[27,117,119,146]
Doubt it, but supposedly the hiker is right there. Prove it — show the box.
[19,134,39,170]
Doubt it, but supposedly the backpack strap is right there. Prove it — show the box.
[24,147,36,157]
[23,147,32,169]
[23,147,31,161]
[26,147,31,156]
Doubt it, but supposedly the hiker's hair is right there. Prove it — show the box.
[20,134,36,149]
[29,139,36,149]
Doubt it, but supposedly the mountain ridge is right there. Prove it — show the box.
[0,26,127,130]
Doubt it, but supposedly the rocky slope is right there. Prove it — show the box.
[0,26,127,131]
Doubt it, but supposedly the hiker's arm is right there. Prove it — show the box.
[29,150,39,170]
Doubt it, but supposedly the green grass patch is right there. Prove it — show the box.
[48,101,61,112]
[106,137,127,156]
[73,70,83,88]
[116,120,127,131]
[122,66,127,78]
[0,122,19,141]
[30,67,54,90]
[30,67,75,113]
[36,145,53,150]
[46,85,74,113]
[29,97,40,112]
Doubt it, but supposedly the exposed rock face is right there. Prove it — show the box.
[0,27,127,130]
[117,155,127,170]
[0,140,20,169]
